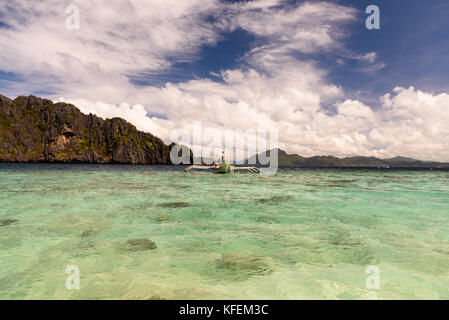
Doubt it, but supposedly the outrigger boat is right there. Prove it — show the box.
[184,151,260,174]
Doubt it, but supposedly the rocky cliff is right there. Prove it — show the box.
[0,94,172,164]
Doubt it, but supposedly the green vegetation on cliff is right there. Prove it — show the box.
[0,93,172,164]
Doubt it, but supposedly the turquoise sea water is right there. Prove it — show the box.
[0,164,448,299]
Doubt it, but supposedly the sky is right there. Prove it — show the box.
[0,0,448,161]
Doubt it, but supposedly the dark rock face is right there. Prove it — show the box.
[0,94,172,164]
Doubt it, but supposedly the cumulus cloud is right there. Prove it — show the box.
[63,83,449,162]
[337,100,374,118]
[1,1,448,161]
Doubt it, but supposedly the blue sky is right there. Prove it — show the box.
[334,0,449,102]
[0,0,448,160]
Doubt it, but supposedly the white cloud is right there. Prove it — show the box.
[0,0,220,73]
[224,1,357,73]
[337,100,374,118]
[0,0,222,101]
[359,52,377,64]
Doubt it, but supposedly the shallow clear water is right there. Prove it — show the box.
[0,164,448,299]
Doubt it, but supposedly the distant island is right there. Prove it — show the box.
[247,149,449,169]
[1,93,448,168]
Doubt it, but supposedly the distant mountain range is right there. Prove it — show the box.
[247,149,449,168]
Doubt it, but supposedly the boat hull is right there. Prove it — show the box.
[215,162,231,174]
